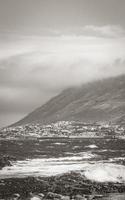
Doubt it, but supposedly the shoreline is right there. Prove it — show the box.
[0,172,125,199]
[0,136,124,140]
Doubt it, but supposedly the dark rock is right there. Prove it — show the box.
[11,193,20,200]
[0,155,16,169]
[0,172,125,199]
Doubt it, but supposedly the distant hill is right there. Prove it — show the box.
[13,75,125,126]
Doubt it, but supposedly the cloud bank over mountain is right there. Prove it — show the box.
[0,25,125,127]
[0,0,125,127]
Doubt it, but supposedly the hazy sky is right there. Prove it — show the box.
[0,0,125,127]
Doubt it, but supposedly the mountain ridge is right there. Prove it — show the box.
[13,75,125,126]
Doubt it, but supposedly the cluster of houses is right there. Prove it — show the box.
[0,121,125,139]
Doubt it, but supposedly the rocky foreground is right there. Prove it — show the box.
[0,172,125,200]
[0,122,125,199]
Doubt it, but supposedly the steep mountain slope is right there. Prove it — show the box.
[13,75,125,126]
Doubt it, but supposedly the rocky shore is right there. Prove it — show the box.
[0,155,16,169]
[0,172,125,200]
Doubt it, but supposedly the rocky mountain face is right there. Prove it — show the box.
[13,75,125,126]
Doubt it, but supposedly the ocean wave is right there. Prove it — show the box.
[0,155,125,183]
[83,163,125,183]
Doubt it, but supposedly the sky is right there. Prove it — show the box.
[0,0,125,127]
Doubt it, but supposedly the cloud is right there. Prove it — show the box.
[82,25,125,38]
[0,25,125,127]
[33,25,125,38]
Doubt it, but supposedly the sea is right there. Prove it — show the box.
[0,137,125,183]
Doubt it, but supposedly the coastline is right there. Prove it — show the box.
[0,172,125,199]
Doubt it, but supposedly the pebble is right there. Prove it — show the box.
[11,193,20,200]
[61,195,70,200]
[30,197,41,200]
[74,194,87,200]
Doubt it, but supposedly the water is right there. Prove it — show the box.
[0,138,125,182]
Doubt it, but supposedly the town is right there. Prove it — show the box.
[0,121,125,139]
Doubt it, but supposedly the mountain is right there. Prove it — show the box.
[13,75,125,126]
